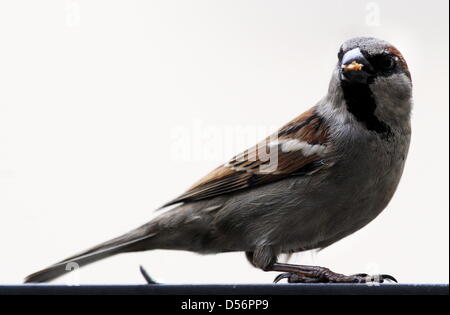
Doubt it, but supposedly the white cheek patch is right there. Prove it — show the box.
[370,73,412,118]
[276,139,328,156]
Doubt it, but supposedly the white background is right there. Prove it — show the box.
[0,0,448,284]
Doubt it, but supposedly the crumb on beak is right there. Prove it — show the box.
[342,61,364,72]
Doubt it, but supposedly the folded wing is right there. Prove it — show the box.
[162,106,332,207]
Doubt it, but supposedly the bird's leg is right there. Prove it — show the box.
[269,262,397,283]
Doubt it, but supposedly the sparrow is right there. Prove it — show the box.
[25,37,412,283]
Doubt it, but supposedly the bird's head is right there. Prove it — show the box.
[338,37,411,85]
[327,37,413,134]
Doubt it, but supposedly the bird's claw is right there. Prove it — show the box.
[274,270,398,284]
[274,273,291,283]
[274,272,319,283]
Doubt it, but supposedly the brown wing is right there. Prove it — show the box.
[162,106,332,207]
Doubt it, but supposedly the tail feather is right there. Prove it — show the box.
[25,227,157,283]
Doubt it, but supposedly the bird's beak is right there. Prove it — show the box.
[340,48,373,83]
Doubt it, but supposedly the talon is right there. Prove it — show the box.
[274,273,292,283]
[273,272,318,283]
[381,274,398,283]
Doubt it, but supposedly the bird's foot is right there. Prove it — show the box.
[271,263,397,283]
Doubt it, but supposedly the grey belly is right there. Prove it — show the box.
[205,151,406,255]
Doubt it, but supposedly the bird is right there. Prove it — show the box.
[25,37,412,283]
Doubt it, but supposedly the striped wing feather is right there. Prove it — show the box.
[162,106,331,207]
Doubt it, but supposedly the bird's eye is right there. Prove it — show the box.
[380,56,395,70]
[371,54,396,72]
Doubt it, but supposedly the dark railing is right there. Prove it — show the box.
[1,284,448,295]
